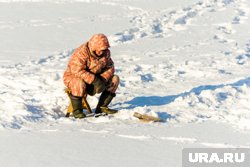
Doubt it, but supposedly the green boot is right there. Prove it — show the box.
[70,95,86,119]
[95,90,118,114]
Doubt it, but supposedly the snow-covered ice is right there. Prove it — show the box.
[0,0,250,167]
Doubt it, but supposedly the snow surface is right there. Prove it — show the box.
[0,0,250,167]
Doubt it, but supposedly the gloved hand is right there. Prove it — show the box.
[92,76,106,94]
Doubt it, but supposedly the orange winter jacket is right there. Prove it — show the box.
[63,42,115,86]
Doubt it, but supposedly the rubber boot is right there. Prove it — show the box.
[70,95,86,118]
[95,90,118,114]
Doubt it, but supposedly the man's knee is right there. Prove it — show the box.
[106,75,119,93]
[69,78,87,97]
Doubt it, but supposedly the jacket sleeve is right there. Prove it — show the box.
[100,56,115,82]
[69,51,95,84]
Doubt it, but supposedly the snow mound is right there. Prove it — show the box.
[167,78,250,130]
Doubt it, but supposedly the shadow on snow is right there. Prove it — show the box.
[126,76,250,107]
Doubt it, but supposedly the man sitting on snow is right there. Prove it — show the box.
[63,34,119,118]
